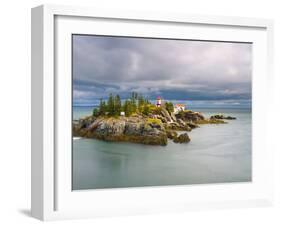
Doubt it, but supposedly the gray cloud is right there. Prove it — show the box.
[73,35,252,106]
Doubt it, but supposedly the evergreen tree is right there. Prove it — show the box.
[138,94,145,109]
[165,101,174,113]
[114,94,122,116]
[130,92,137,113]
[123,100,133,116]
[92,108,99,117]
[131,92,138,101]
[142,103,150,115]
[99,98,107,115]
[107,93,115,116]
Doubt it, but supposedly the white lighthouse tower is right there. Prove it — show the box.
[156,96,162,107]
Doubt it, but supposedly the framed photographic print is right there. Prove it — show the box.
[31,4,274,221]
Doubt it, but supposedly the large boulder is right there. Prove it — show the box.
[175,110,205,122]
[165,122,192,131]
[166,130,178,139]
[173,133,190,143]
[95,118,126,136]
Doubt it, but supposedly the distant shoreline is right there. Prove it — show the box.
[73,105,252,110]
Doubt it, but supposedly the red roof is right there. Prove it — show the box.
[175,104,185,107]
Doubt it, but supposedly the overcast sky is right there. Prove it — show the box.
[73,35,252,107]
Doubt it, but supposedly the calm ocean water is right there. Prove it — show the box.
[72,106,252,190]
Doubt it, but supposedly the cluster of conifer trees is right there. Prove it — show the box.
[93,92,151,117]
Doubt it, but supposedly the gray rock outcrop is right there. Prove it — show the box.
[173,133,191,143]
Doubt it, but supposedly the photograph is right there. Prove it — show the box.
[72,34,252,190]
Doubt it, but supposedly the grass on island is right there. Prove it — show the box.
[197,119,227,124]
[146,118,162,125]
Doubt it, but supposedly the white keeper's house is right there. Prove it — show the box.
[174,104,185,114]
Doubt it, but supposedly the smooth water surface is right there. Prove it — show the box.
[72,108,251,190]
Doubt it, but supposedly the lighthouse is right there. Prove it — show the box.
[156,96,162,107]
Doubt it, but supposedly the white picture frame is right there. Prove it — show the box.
[31,4,274,221]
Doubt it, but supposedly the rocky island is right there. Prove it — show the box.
[73,93,236,146]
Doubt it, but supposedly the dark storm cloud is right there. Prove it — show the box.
[73,35,252,105]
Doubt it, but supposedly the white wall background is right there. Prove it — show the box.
[0,0,280,225]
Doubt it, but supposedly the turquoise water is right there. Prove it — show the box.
[72,107,251,190]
